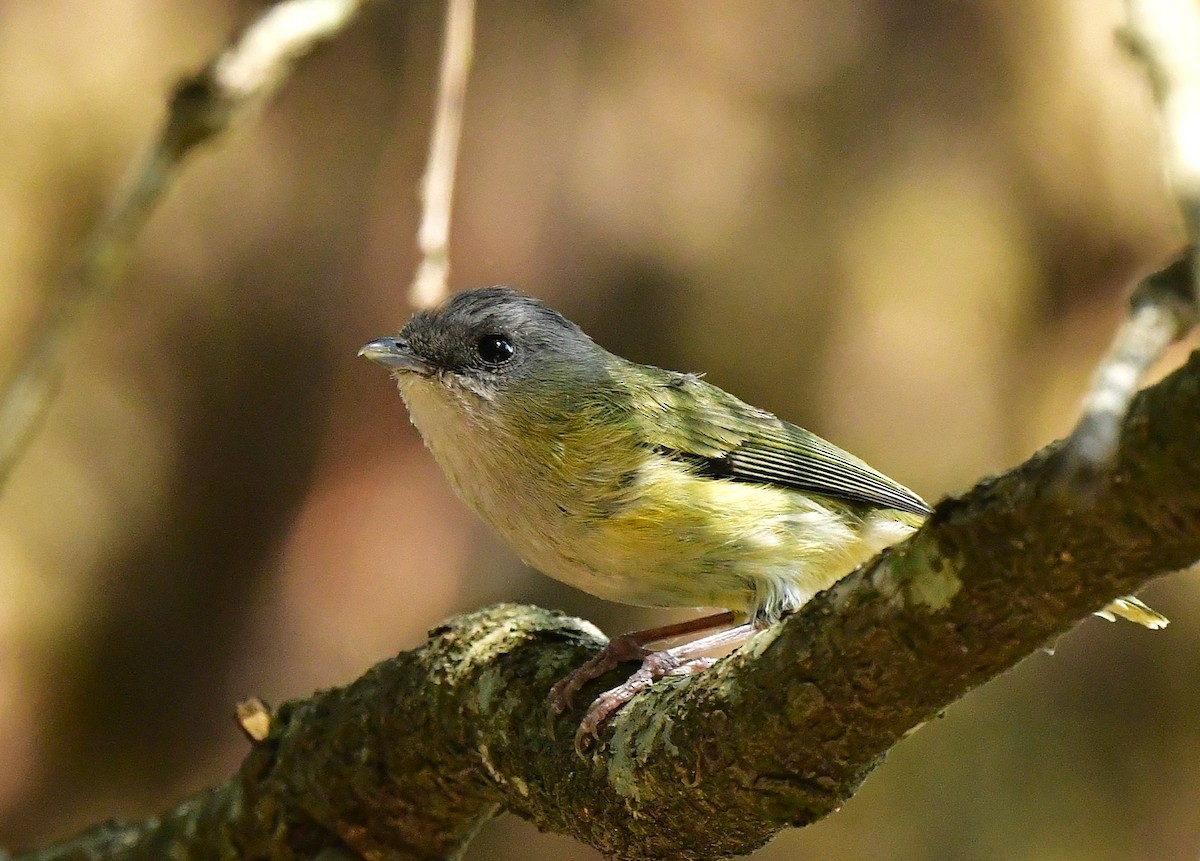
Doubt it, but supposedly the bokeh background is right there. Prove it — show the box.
[0,1,1196,858]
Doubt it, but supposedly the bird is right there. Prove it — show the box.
[360,286,1167,735]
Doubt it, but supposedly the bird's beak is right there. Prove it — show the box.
[358,337,435,375]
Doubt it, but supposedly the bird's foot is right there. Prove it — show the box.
[549,616,751,754]
[549,612,741,717]
[573,652,717,752]
[548,633,650,715]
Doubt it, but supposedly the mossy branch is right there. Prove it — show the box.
[10,335,1200,860]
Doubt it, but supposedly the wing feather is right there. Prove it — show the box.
[635,370,930,516]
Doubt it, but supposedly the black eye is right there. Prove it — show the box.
[476,333,514,365]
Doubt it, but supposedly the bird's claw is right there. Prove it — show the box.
[569,653,718,754]
[547,634,649,715]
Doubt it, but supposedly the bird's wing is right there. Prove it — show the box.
[635,370,931,517]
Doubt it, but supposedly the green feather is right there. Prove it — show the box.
[627,366,931,517]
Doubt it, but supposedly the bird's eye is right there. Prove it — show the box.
[476,334,515,365]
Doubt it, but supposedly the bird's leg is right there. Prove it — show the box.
[574,623,757,742]
[548,610,738,715]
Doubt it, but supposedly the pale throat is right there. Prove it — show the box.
[394,373,538,515]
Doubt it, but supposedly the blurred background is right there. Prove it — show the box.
[0,0,1196,858]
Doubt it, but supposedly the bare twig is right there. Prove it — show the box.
[1064,0,1200,477]
[0,0,370,492]
[408,0,476,310]
[1125,0,1200,229]
[1066,251,1197,474]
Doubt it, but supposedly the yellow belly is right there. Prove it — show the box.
[492,459,917,622]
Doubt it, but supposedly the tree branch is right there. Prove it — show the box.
[0,0,370,492]
[1063,249,1196,481]
[12,319,1200,860]
[1063,0,1200,477]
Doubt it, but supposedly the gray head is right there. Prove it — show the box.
[359,287,605,399]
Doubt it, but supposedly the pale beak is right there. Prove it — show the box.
[358,337,435,375]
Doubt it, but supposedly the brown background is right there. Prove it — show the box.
[0,2,1195,859]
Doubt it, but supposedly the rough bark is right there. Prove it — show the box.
[10,349,1200,861]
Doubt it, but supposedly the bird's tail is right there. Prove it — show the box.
[1094,595,1168,629]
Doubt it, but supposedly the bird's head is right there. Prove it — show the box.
[359,286,609,422]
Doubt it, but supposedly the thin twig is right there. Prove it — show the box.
[0,0,370,492]
[408,0,476,310]
[1064,0,1200,477]
[1065,251,1197,476]
[1125,0,1200,231]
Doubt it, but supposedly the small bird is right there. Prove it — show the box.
[361,287,1166,735]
